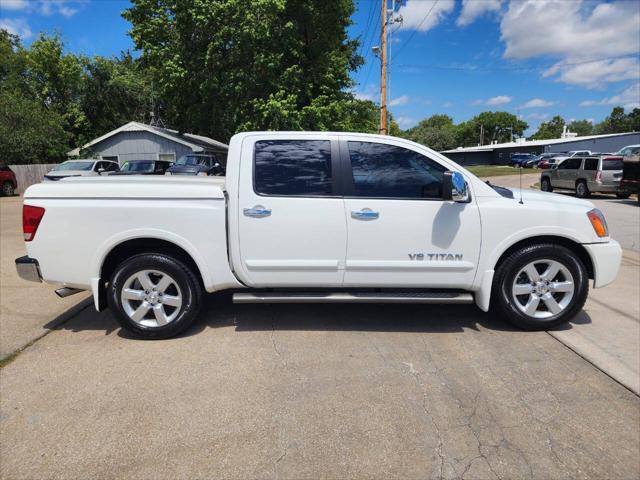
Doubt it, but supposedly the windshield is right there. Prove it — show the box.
[176,155,213,166]
[53,161,94,171]
[121,161,154,172]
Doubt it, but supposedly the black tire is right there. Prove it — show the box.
[2,181,14,196]
[540,177,553,192]
[492,244,588,331]
[575,180,590,198]
[107,253,203,339]
[616,192,630,199]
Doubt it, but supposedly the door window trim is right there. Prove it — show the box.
[251,139,342,198]
[337,139,449,202]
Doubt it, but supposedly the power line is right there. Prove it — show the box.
[392,0,440,60]
[359,0,382,88]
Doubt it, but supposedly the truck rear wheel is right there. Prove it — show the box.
[492,244,588,330]
[575,180,590,198]
[540,177,552,192]
[107,253,203,339]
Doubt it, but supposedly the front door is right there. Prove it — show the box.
[556,157,582,188]
[237,137,346,287]
[340,138,481,289]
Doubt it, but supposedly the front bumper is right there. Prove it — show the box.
[15,256,42,283]
[583,240,622,288]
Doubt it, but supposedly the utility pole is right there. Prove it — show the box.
[379,0,388,135]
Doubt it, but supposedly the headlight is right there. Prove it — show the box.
[587,209,609,237]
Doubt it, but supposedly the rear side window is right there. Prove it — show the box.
[347,141,445,199]
[583,158,598,170]
[254,140,333,196]
[602,159,624,170]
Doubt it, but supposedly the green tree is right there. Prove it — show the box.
[0,90,69,164]
[404,114,457,151]
[530,115,565,140]
[453,111,528,147]
[123,0,363,141]
[594,106,638,134]
[567,119,593,137]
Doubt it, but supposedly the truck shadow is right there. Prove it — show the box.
[47,292,592,339]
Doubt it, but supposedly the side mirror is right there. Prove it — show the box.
[97,168,105,175]
[443,171,470,203]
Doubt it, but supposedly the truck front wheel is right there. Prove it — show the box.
[492,244,588,330]
[107,253,203,339]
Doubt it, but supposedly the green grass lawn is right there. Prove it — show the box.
[465,165,522,177]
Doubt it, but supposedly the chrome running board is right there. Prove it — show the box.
[233,291,473,304]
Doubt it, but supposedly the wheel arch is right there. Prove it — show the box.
[95,237,207,310]
[493,235,594,280]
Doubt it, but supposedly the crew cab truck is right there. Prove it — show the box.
[16,132,622,339]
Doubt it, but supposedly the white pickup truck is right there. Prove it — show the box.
[16,132,621,338]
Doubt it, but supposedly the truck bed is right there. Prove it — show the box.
[25,176,226,199]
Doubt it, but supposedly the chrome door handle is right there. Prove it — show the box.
[351,208,379,220]
[243,205,272,218]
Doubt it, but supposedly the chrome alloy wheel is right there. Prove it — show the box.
[511,259,575,320]
[120,270,183,327]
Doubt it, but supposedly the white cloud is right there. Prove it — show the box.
[471,99,483,106]
[580,83,640,110]
[443,101,453,108]
[522,98,554,108]
[0,0,29,10]
[396,116,417,129]
[457,0,503,27]
[0,18,32,39]
[353,84,377,102]
[38,0,80,17]
[500,0,640,87]
[389,95,409,107]
[398,0,455,32]
[486,95,512,106]
[526,112,550,121]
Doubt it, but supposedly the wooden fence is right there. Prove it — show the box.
[8,164,58,193]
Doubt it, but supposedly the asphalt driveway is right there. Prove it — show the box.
[1,301,639,479]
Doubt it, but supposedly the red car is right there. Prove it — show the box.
[0,164,17,196]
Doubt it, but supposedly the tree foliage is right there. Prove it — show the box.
[123,0,369,141]
[594,107,640,134]
[530,115,565,140]
[567,119,594,137]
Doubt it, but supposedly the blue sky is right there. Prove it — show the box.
[1,0,639,134]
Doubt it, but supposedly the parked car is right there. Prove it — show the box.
[16,132,621,339]
[617,144,640,205]
[524,153,558,169]
[540,154,626,198]
[509,152,536,167]
[45,159,119,180]
[0,163,17,196]
[538,155,567,170]
[110,160,173,176]
[166,154,223,176]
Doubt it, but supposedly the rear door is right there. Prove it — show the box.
[340,137,481,288]
[237,136,346,287]
[582,157,599,189]
[600,157,624,186]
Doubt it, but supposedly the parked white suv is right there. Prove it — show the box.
[16,132,621,338]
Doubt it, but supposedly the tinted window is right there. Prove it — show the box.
[602,159,623,170]
[348,142,445,199]
[583,158,598,170]
[560,158,581,169]
[254,140,332,196]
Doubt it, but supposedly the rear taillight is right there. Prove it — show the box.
[23,205,45,241]
[595,171,602,183]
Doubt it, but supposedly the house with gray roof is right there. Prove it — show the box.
[67,121,228,165]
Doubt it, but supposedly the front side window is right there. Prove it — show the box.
[54,161,94,171]
[254,140,333,196]
[348,141,445,199]
[559,158,581,169]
